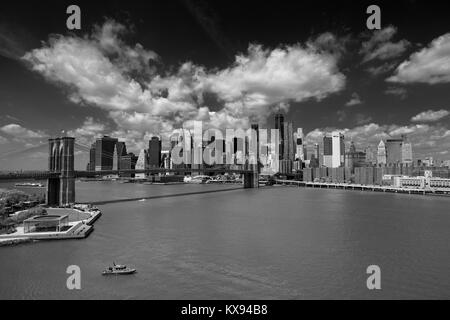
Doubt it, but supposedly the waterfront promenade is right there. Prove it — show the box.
[274,180,450,196]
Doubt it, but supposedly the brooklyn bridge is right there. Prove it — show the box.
[0,137,259,206]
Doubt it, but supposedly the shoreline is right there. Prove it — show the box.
[274,180,450,197]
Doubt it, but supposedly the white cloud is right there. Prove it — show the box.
[388,33,450,84]
[23,21,346,145]
[345,93,362,106]
[366,62,398,76]
[385,86,407,99]
[360,26,410,63]
[306,32,349,57]
[0,124,45,139]
[66,117,107,146]
[411,109,450,122]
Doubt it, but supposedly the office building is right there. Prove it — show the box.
[295,128,304,161]
[364,146,376,165]
[401,135,413,165]
[386,138,403,165]
[323,131,345,168]
[274,113,284,160]
[251,123,259,166]
[377,140,387,165]
[346,142,367,169]
[314,143,320,160]
[120,153,138,178]
[148,136,162,168]
[135,149,148,179]
[116,142,127,170]
[88,142,96,171]
[95,136,118,171]
[323,135,333,168]
[112,145,119,171]
[283,121,295,161]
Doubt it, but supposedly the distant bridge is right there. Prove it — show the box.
[0,168,254,181]
[2,137,259,206]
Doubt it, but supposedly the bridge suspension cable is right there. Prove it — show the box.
[74,142,124,161]
[0,142,49,160]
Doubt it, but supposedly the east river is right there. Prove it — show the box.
[1,181,449,299]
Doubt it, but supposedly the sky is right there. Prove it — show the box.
[0,0,449,170]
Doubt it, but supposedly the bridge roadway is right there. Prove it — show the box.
[0,168,255,181]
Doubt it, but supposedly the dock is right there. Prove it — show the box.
[0,207,102,244]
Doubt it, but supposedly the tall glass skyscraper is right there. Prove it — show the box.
[95,136,118,171]
[274,113,284,160]
[148,136,162,168]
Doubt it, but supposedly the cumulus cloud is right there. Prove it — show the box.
[411,109,450,122]
[385,86,407,99]
[306,32,350,57]
[388,33,450,84]
[366,62,398,76]
[345,92,362,106]
[66,117,107,146]
[360,26,410,63]
[0,124,45,139]
[23,20,346,149]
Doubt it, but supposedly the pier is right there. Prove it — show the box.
[0,208,101,243]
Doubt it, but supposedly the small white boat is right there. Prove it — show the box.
[187,175,212,184]
[15,182,44,188]
[102,263,136,276]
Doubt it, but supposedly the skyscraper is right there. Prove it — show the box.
[283,121,294,161]
[386,138,403,165]
[120,152,138,178]
[323,132,344,168]
[365,146,375,165]
[112,145,118,171]
[401,135,413,165]
[116,141,127,170]
[377,140,387,165]
[251,123,259,166]
[88,142,96,171]
[345,141,366,169]
[310,143,320,168]
[323,135,333,168]
[135,149,148,179]
[95,136,118,171]
[295,128,304,161]
[274,113,284,160]
[148,136,162,168]
[314,143,320,160]
[332,131,345,168]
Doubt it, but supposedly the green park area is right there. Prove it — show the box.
[0,189,46,235]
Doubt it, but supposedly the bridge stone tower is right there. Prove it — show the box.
[47,137,75,206]
[243,164,259,188]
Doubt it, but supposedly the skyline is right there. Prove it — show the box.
[0,0,450,170]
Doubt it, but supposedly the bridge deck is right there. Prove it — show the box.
[0,168,256,181]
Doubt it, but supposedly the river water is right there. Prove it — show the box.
[1,181,449,299]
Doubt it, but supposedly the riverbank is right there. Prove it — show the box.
[275,180,450,197]
[0,237,32,247]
